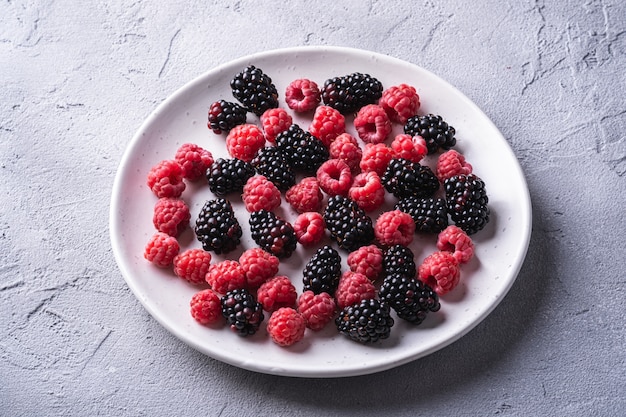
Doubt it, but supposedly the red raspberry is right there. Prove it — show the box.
[436,149,473,182]
[205,260,246,295]
[347,244,383,282]
[143,232,180,268]
[190,289,222,325]
[285,177,323,213]
[418,251,461,296]
[225,123,266,162]
[146,160,186,198]
[242,175,281,212]
[267,307,306,346]
[379,83,420,124]
[374,210,416,247]
[238,248,279,289]
[152,198,190,236]
[297,290,336,331]
[348,171,385,212]
[390,134,427,163]
[285,78,321,112]
[334,271,377,310]
[316,159,352,197]
[257,275,297,312]
[173,248,212,285]
[309,105,346,147]
[329,133,362,172]
[174,143,214,181]
[353,104,392,144]
[293,212,325,246]
[436,225,475,264]
[260,108,293,144]
[360,143,393,176]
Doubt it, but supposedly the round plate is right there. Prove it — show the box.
[110,46,531,378]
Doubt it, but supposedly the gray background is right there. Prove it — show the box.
[1,0,625,415]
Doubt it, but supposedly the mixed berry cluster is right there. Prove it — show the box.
[143,65,490,347]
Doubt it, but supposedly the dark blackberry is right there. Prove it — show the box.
[221,288,264,336]
[323,195,374,252]
[381,158,440,200]
[207,99,247,134]
[250,146,296,191]
[206,157,255,197]
[302,245,342,295]
[335,298,394,343]
[249,210,297,259]
[321,73,383,114]
[404,114,456,154]
[275,124,329,174]
[444,174,490,235]
[395,197,448,234]
[230,65,279,116]
[194,198,242,254]
[379,274,440,325]
[382,244,416,278]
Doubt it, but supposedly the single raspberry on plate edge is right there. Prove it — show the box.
[146,159,186,199]
[152,197,190,237]
[144,232,180,268]
[257,275,298,312]
[173,248,212,285]
[436,225,475,264]
[174,143,214,181]
[297,290,336,331]
[418,251,461,296]
[267,307,306,346]
[190,289,222,325]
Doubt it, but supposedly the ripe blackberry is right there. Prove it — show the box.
[275,124,329,174]
[381,158,440,199]
[249,210,297,259]
[221,288,264,336]
[379,274,440,325]
[383,244,416,278]
[194,198,242,254]
[230,65,279,116]
[321,72,383,114]
[404,114,456,154]
[206,157,255,197]
[251,146,296,191]
[444,174,490,235]
[302,245,342,295]
[323,195,374,252]
[395,197,449,234]
[335,298,394,344]
[207,99,247,134]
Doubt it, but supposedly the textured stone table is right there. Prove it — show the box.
[1,1,625,415]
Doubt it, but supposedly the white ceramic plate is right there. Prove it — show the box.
[110,46,531,378]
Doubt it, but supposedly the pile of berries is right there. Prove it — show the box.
[143,65,490,347]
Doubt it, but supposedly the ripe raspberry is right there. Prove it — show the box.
[436,225,475,264]
[238,247,279,289]
[334,271,377,310]
[225,124,266,162]
[353,104,392,144]
[329,133,362,173]
[309,105,346,148]
[173,248,212,285]
[146,160,186,198]
[348,171,385,212]
[293,212,325,246]
[346,244,383,282]
[152,198,190,237]
[285,177,323,213]
[418,251,461,296]
[190,289,222,325]
[143,232,179,268]
[379,83,420,124]
[205,260,246,295]
[374,210,416,247]
[267,307,306,346]
[390,134,427,163]
[285,78,321,112]
[260,108,292,144]
[257,275,298,312]
[242,175,281,212]
[297,290,336,331]
[436,149,473,182]
[174,143,214,181]
[360,143,393,176]
[316,159,352,197]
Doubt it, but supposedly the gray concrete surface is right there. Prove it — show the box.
[1,0,625,415]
